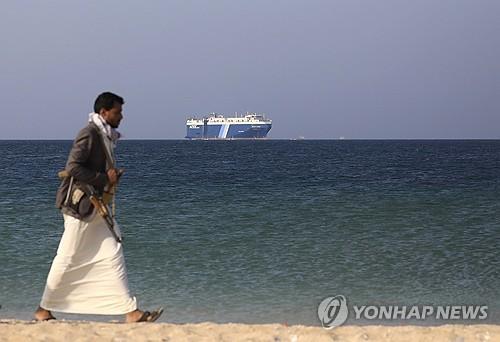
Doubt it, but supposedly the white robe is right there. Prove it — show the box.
[40,212,137,315]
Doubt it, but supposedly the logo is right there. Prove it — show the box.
[317,295,488,329]
[317,295,348,329]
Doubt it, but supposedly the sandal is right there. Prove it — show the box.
[135,307,164,323]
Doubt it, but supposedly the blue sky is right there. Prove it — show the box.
[1,0,499,139]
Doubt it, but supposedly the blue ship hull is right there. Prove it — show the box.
[186,123,272,139]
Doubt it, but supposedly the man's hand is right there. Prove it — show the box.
[107,168,124,185]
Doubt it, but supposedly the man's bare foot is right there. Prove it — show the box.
[125,308,163,323]
[34,306,56,321]
[126,309,144,323]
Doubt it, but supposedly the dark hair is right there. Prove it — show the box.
[93,92,124,113]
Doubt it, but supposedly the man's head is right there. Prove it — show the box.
[94,92,124,128]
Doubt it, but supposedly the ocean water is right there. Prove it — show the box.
[0,140,499,325]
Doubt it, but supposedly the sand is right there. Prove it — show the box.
[0,320,499,342]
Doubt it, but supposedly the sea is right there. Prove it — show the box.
[0,140,499,326]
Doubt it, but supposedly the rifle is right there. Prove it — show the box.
[58,170,123,243]
[86,185,123,243]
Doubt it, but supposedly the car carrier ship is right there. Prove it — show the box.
[185,112,272,139]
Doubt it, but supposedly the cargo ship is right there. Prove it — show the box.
[185,112,272,139]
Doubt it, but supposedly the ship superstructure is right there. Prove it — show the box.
[186,112,272,139]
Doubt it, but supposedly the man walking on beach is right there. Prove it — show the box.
[35,92,163,323]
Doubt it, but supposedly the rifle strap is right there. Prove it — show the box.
[96,128,118,218]
[64,176,74,206]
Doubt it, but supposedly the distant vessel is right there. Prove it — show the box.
[185,112,272,139]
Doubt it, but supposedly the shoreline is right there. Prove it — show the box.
[1,320,499,341]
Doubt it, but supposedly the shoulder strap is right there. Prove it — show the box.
[99,133,115,169]
[89,122,115,169]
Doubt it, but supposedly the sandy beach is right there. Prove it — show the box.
[0,320,499,341]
